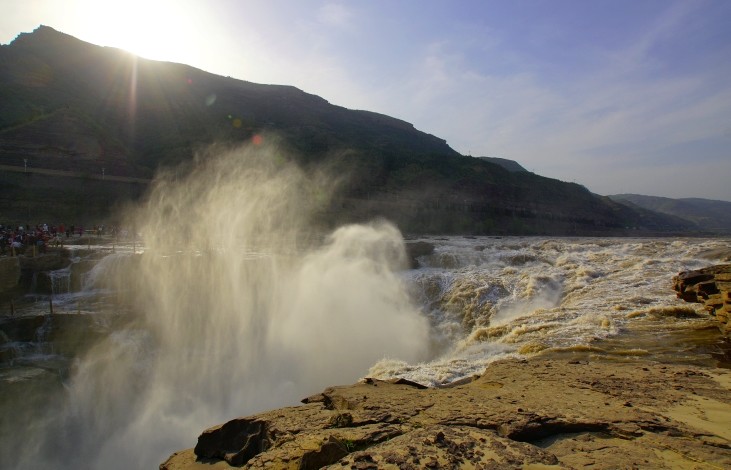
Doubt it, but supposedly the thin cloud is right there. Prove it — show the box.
[317,2,355,30]
[356,1,731,200]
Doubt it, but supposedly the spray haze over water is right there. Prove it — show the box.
[9,143,431,468]
[3,143,730,468]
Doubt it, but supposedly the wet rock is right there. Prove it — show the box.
[0,313,131,362]
[0,315,47,342]
[69,258,98,291]
[673,264,731,337]
[18,251,72,272]
[0,257,21,297]
[697,247,731,262]
[16,252,74,294]
[404,241,434,268]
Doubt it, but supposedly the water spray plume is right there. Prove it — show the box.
[9,142,430,469]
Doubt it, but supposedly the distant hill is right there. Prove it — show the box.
[0,26,699,235]
[477,157,527,172]
[610,194,731,234]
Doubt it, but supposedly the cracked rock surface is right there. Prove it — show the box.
[161,358,731,469]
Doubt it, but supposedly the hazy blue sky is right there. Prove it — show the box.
[2,0,730,200]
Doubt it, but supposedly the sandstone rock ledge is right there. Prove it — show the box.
[161,359,731,469]
[673,264,731,337]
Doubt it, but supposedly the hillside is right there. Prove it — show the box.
[477,156,527,172]
[610,194,731,235]
[0,26,455,175]
[0,26,697,235]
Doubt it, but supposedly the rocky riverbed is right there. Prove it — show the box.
[161,356,731,469]
[161,262,731,469]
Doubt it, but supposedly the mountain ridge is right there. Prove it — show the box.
[0,26,700,235]
[477,156,527,173]
[610,194,731,234]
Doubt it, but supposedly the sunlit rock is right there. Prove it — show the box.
[674,264,731,337]
[161,359,731,469]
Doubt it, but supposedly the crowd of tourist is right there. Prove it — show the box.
[0,223,110,256]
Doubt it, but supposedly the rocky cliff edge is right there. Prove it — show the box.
[161,358,731,469]
[674,264,731,338]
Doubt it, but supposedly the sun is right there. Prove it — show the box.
[74,0,202,64]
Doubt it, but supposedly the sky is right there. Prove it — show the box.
[2,0,731,201]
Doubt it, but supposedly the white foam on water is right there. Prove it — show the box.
[369,236,731,385]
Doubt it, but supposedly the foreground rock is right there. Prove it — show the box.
[161,358,731,469]
[674,264,731,337]
[0,250,73,298]
[404,241,434,268]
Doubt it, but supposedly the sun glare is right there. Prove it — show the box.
[75,0,201,63]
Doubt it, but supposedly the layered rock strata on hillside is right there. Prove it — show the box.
[674,264,731,337]
[161,359,731,469]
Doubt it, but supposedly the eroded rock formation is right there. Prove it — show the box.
[673,264,731,337]
[161,359,731,469]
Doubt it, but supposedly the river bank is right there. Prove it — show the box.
[161,356,731,469]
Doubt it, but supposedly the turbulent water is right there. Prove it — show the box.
[1,144,729,469]
[370,236,730,385]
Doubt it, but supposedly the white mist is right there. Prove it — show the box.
[17,143,430,469]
